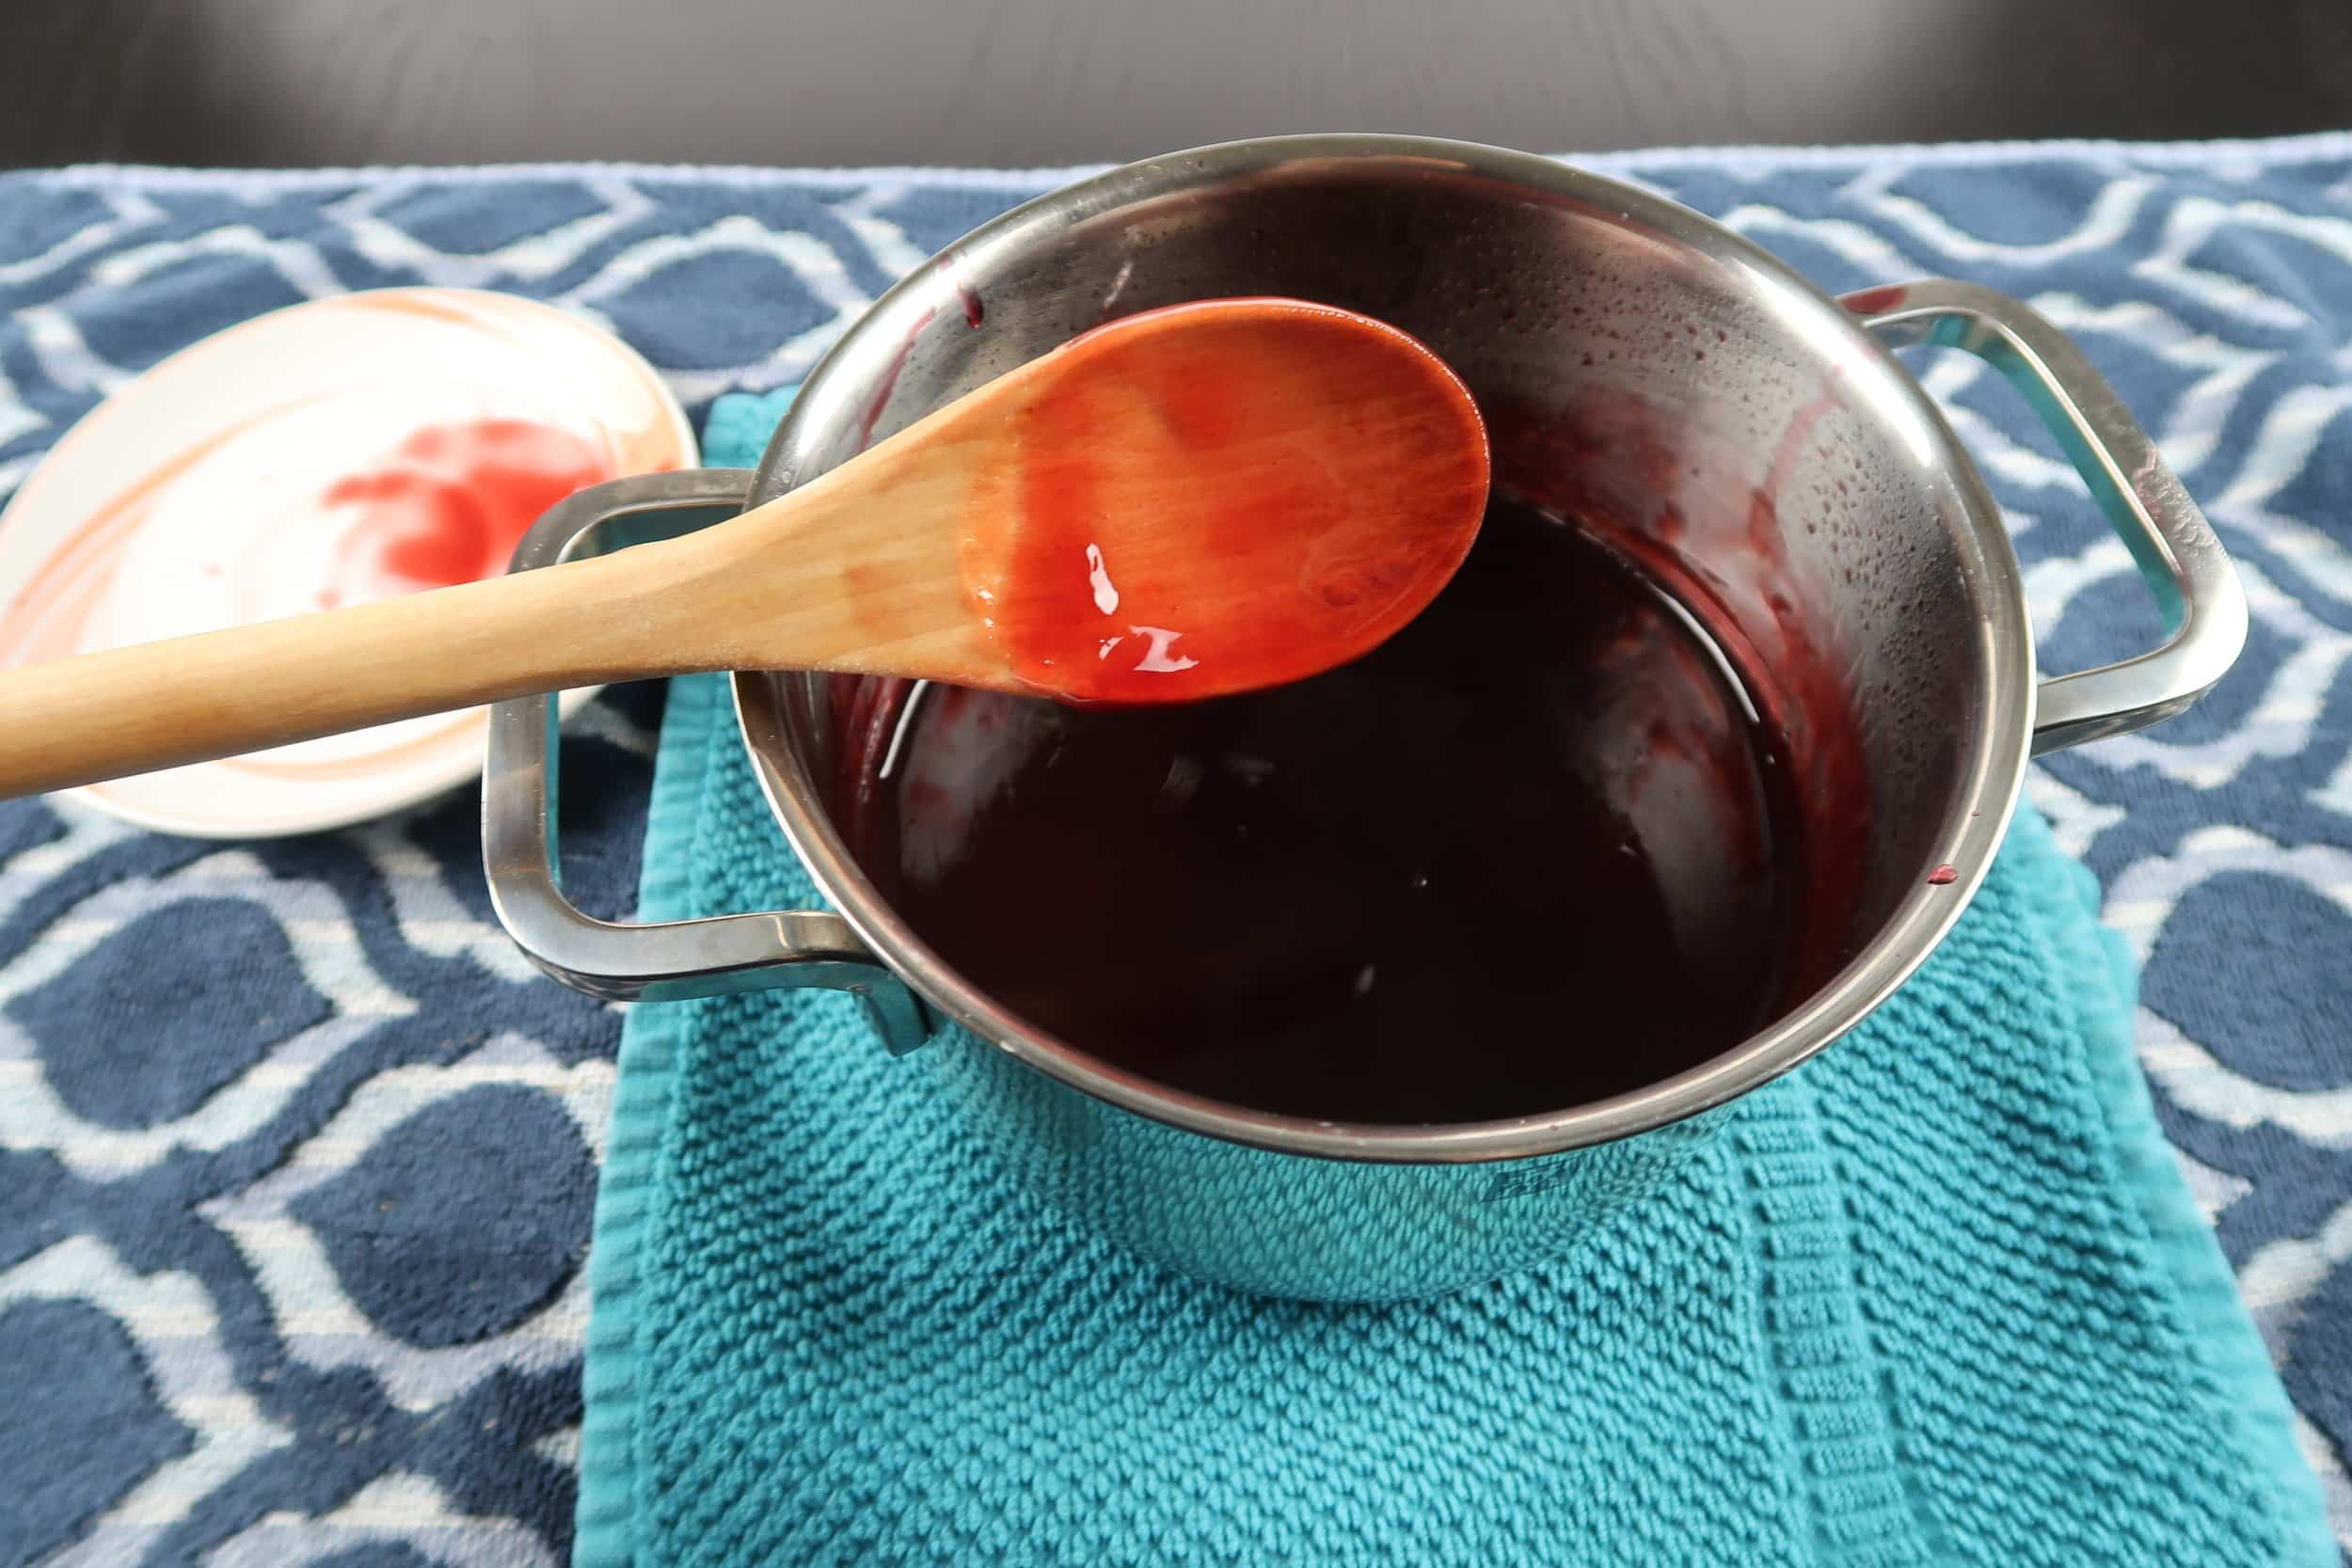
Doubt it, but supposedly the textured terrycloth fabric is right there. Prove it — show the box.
[570,392,2330,1568]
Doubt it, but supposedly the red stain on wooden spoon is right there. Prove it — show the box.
[961,298,1489,704]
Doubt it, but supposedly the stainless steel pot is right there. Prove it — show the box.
[484,135,2245,1301]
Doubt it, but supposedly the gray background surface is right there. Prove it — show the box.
[4,0,2351,168]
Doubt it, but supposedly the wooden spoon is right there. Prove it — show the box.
[0,297,1488,798]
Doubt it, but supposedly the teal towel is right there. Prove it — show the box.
[576,391,2332,1568]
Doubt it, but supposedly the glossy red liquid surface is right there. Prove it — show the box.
[320,419,609,604]
[961,299,1489,705]
[851,495,1819,1125]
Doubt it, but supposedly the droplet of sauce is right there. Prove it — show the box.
[1842,283,1911,316]
[959,298,1489,704]
[1927,863,1959,885]
[317,419,611,604]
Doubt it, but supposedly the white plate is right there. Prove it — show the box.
[0,289,696,838]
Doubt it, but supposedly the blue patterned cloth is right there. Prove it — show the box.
[0,135,2349,1563]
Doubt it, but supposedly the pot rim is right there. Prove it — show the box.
[734,132,2034,1165]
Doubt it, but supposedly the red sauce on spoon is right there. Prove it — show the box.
[959,298,1490,704]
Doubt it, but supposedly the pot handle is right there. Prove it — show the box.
[1842,280,2248,753]
[480,469,932,1052]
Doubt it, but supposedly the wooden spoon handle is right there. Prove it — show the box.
[0,450,1003,800]
[0,545,704,797]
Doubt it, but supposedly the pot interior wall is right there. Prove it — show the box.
[752,150,1997,1039]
